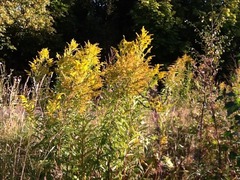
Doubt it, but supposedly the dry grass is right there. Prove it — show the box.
[0,63,31,140]
[0,104,27,139]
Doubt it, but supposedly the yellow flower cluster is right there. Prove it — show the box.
[55,40,102,113]
[26,28,162,118]
[103,27,160,97]
[27,48,54,81]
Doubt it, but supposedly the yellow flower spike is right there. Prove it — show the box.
[103,27,160,97]
[40,48,50,60]
[68,39,79,52]
[27,48,54,81]
[55,39,102,113]
[19,95,28,104]
[19,95,35,114]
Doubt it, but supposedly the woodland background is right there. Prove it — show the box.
[1,0,240,73]
[0,0,240,179]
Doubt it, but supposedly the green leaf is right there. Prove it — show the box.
[225,101,240,116]
[234,114,240,125]
[229,151,237,160]
[224,130,233,139]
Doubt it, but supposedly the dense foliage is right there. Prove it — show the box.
[1,0,240,71]
[0,0,240,179]
[0,26,240,179]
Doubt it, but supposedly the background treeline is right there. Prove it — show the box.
[1,0,240,75]
[0,0,240,179]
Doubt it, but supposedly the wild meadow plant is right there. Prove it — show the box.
[0,27,239,179]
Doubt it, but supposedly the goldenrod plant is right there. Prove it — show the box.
[55,39,102,113]
[0,27,239,179]
[95,28,162,178]
[162,54,195,107]
[103,27,160,97]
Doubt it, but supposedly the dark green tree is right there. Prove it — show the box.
[0,0,75,73]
